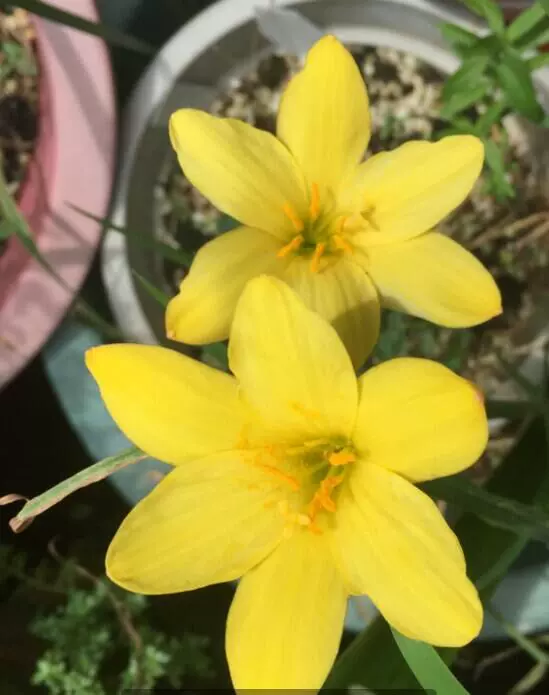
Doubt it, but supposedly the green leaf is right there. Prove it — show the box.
[442,56,490,102]
[462,0,506,35]
[507,2,546,43]
[440,83,489,120]
[475,99,508,135]
[527,52,549,70]
[2,447,147,532]
[540,0,549,18]
[201,342,229,371]
[440,22,479,52]
[131,270,170,308]
[0,0,155,55]
[422,475,549,542]
[70,204,194,267]
[495,48,545,122]
[514,15,549,51]
[483,138,515,199]
[0,218,13,239]
[392,630,471,695]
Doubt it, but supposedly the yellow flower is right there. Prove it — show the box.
[87,276,487,690]
[166,35,501,368]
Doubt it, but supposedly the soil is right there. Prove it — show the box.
[156,46,549,471]
[0,9,39,255]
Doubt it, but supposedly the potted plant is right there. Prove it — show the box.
[11,0,549,691]
[0,0,116,390]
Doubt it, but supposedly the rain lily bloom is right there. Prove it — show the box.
[166,35,501,368]
[87,276,487,690]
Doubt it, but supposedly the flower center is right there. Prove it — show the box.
[245,435,357,535]
[278,183,355,273]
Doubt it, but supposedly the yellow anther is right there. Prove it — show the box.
[256,461,301,491]
[328,450,356,467]
[282,203,305,232]
[310,242,326,273]
[332,234,353,254]
[297,513,312,526]
[309,182,320,221]
[277,233,304,258]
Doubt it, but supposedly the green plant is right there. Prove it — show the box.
[0,544,213,695]
[439,0,549,200]
[0,38,36,84]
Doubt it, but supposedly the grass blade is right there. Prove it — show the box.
[131,270,170,308]
[2,447,147,532]
[70,204,194,267]
[2,0,155,55]
[423,475,549,542]
[392,629,471,695]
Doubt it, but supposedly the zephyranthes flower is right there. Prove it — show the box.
[166,35,501,368]
[87,276,487,690]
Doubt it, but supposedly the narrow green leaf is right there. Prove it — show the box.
[514,15,549,51]
[488,604,549,666]
[392,630,471,695]
[0,171,122,341]
[0,219,13,239]
[507,2,546,43]
[422,475,549,542]
[440,22,479,50]
[442,56,490,101]
[440,83,489,120]
[0,0,155,55]
[483,138,515,199]
[475,99,508,135]
[0,165,58,276]
[3,447,147,532]
[540,0,549,18]
[72,299,124,342]
[70,204,194,267]
[131,270,170,308]
[495,48,545,122]
[462,0,506,35]
[527,52,549,70]
[202,342,229,370]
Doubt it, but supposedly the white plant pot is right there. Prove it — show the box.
[99,0,549,639]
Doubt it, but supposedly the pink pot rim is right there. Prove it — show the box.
[0,0,116,389]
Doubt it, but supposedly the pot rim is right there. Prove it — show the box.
[0,0,116,391]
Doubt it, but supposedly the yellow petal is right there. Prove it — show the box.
[228,276,357,441]
[330,463,482,646]
[277,35,370,193]
[363,231,502,327]
[106,453,285,593]
[282,256,379,369]
[166,226,283,344]
[346,136,484,244]
[353,358,488,481]
[86,344,247,465]
[226,530,347,689]
[170,110,307,239]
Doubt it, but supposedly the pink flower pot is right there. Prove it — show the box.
[0,0,116,389]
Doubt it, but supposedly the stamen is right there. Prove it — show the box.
[309,183,320,221]
[255,461,301,491]
[332,234,353,254]
[310,242,326,273]
[308,475,344,520]
[282,203,305,232]
[328,450,356,467]
[277,233,304,258]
